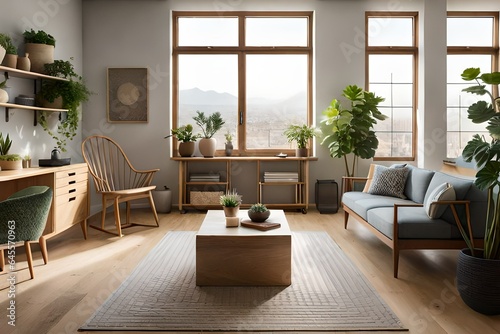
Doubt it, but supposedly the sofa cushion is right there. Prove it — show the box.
[367,165,410,199]
[423,172,473,225]
[342,191,412,220]
[404,165,435,203]
[366,206,461,240]
[424,182,456,218]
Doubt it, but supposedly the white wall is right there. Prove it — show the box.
[0,0,84,163]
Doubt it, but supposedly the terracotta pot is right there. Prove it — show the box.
[248,210,271,222]
[2,54,18,68]
[178,141,195,157]
[223,205,240,218]
[457,248,500,315]
[199,138,217,158]
[25,43,54,73]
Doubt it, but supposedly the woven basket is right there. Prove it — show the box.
[190,191,223,205]
[457,248,500,315]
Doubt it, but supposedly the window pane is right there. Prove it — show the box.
[246,55,308,149]
[246,17,308,46]
[447,17,493,47]
[368,17,413,47]
[178,54,238,149]
[178,17,238,46]
[369,55,413,82]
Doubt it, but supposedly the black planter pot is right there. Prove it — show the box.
[248,210,270,222]
[457,248,500,315]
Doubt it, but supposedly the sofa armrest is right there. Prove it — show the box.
[341,176,368,194]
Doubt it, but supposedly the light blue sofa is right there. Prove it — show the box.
[342,164,487,278]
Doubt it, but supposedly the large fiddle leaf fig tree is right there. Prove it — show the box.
[460,67,500,260]
[319,85,387,177]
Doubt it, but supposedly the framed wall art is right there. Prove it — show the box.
[107,67,149,123]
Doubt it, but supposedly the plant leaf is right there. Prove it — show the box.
[461,67,481,81]
[467,101,496,123]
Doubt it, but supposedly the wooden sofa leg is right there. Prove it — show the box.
[344,210,349,229]
[393,248,400,278]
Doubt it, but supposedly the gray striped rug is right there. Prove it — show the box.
[80,231,406,332]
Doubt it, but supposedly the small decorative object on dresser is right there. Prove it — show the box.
[248,203,271,222]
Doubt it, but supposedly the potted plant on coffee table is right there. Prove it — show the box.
[456,67,500,315]
[319,84,386,177]
[193,111,225,158]
[248,203,271,222]
[165,124,200,157]
[283,124,317,157]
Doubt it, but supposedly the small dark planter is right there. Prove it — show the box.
[248,210,270,222]
[457,248,500,315]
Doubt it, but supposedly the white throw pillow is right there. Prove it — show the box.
[424,182,456,219]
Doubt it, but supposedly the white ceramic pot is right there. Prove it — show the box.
[0,88,8,103]
[0,46,6,64]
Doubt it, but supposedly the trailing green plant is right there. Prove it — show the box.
[283,124,317,149]
[0,78,7,89]
[0,132,12,155]
[193,111,225,138]
[249,203,268,213]
[23,29,56,46]
[0,33,17,54]
[219,189,242,207]
[165,124,200,142]
[319,85,387,177]
[38,58,92,152]
[459,67,500,260]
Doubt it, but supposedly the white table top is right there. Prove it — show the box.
[197,209,291,236]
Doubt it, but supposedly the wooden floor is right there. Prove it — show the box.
[0,207,499,334]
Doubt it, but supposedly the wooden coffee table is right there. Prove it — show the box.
[196,209,292,286]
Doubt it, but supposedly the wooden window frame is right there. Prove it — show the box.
[172,11,313,157]
[365,12,418,161]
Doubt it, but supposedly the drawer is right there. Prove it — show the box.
[55,192,88,232]
[56,182,88,206]
[55,167,88,189]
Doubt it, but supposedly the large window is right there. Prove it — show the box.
[366,12,418,160]
[172,12,313,156]
[446,12,499,158]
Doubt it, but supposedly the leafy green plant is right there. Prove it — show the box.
[193,111,225,138]
[165,124,200,142]
[0,78,7,89]
[0,132,12,155]
[249,203,268,213]
[283,124,317,149]
[0,33,17,54]
[319,85,387,177]
[0,154,21,161]
[38,58,92,152]
[460,67,500,260]
[23,29,56,46]
[219,189,242,207]
[224,131,233,143]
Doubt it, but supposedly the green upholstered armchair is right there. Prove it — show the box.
[0,186,53,279]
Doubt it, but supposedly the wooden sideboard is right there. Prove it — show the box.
[0,163,89,239]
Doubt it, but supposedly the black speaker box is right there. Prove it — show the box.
[315,179,338,214]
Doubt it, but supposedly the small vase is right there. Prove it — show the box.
[51,148,61,160]
[17,53,31,71]
[225,142,233,156]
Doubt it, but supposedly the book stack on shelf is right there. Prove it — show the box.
[190,173,221,182]
[263,171,299,183]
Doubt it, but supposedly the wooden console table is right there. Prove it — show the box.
[172,156,317,213]
[0,163,89,239]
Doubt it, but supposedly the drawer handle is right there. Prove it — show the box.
[69,197,76,202]
[68,172,76,176]
[69,189,76,193]
[69,180,76,185]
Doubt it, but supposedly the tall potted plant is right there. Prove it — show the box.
[38,59,92,155]
[23,29,55,73]
[165,124,200,157]
[283,124,317,157]
[456,67,500,315]
[193,111,225,158]
[319,85,386,177]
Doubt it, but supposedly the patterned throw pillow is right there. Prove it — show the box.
[367,165,410,199]
[424,182,456,219]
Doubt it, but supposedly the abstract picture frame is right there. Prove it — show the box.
[107,67,148,123]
